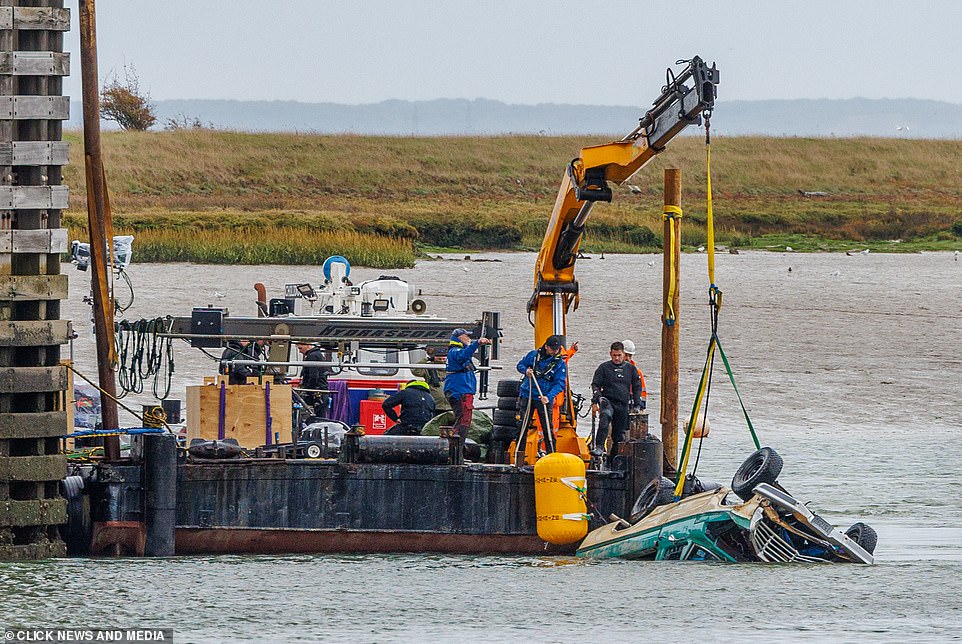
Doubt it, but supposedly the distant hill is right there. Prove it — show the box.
[67,97,962,138]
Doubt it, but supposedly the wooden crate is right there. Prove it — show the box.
[186,377,292,448]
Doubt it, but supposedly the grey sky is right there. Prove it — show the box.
[64,1,962,106]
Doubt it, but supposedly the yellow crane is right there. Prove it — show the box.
[519,56,719,462]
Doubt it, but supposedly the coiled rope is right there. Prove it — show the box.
[114,317,175,399]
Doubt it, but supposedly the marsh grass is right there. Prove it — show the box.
[58,131,962,266]
[111,227,415,267]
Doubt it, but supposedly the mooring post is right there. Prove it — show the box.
[661,169,681,476]
[447,434,464,466]
[143,433,176,556]
[78,0,120,458]
[0,0,72,561]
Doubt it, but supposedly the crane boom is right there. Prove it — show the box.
[528,56,719,347]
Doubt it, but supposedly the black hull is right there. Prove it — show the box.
[92,460,642,556]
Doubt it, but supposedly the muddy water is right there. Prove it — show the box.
[64,251,962,432]
[12,250,959,641]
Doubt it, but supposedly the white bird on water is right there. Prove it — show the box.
[697,246,705,252]
[830,270,841,277]
[785,246,794,252]
[647,260,655,267]
[213,291,225,298]
[860,249,870,255]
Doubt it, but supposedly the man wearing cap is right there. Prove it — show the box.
[381,379,436,436]
[444,328,492,440]
[516,335,567,453]
[622,339,648,410]
[591,341,643,460]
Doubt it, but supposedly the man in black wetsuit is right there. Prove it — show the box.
[381,379,436,436]
[220,339,267,385]
[296,342,333,417]
[591,341,643,460]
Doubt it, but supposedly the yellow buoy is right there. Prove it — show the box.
[534,452,589,544]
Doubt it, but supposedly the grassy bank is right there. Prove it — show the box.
[61,131,962,266]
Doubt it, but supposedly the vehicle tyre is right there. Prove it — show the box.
[731,447,784,501]
[844,522,878,554]
[496,379,522,398]
[492,408,520,427]
[496,396,520,411]
[491,424,520,443]
[629,476,676,523]
[305,443,322,458]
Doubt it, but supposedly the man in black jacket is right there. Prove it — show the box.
[381,379,436,436]
[296,342,333,417]
[220,339,267,385]
[591,341,643,459]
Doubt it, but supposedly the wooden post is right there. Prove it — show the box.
[78,0,119,458]
[660,169,681,475]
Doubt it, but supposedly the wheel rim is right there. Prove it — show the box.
[744,458,763,480]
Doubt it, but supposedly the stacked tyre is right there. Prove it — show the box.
[490,379,523,462]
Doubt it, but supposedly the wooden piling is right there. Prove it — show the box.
[77,0,118,458]
[0,0,70,560]
[660,169,681,476]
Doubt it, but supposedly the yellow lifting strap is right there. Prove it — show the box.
[662,204,683,325]
[674,126,719,499]
[705,143,716,289]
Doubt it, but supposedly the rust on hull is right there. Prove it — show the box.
[177,527,576,555]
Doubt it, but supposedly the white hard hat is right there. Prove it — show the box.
[622,339,636,354]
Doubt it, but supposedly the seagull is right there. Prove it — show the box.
[213,291,225,298]
[785,246,794,252]
[830,270,841,277]
[462,266,470,272]
[628,184,643,194]
[647,260,655,267]
[697,246,705,252]
[860,249,870,255]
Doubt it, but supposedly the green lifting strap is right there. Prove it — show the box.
[715,336,761,451]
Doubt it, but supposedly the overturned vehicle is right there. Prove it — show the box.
[577,447,877,564]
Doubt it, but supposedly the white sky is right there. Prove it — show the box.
[64,1,962,105]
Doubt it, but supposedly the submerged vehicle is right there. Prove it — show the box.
[577,448,878,563]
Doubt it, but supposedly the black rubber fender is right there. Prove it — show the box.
[490,424,520,443]
[62,475,84,500]
[496,396,520,411]
[496,379,522,398]
[492,408,520,427]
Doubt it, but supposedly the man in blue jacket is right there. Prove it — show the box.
[444,328,491,440]
[516,335,567,453]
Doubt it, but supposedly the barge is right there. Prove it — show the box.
[66,256,665,556]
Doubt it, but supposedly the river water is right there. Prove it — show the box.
[2,251,961,642]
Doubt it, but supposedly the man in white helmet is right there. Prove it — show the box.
[621,340,648,410]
